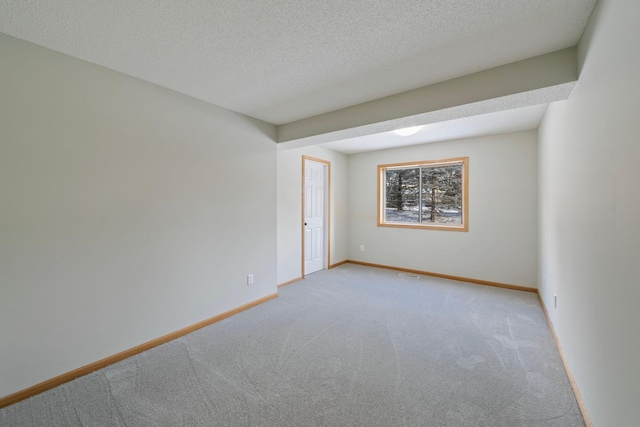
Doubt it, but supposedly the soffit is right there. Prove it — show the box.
[320,104,549,155]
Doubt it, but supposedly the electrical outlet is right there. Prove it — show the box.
[360,245,365,252]
[247,274,254,285]
[554,294,557,309]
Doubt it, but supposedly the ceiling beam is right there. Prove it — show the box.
[277,47,577,148]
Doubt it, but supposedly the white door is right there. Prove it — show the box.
[304,159,325,275]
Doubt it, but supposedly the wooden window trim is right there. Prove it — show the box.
[377,157,468,232]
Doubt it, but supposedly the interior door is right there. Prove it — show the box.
[304,159,325,275]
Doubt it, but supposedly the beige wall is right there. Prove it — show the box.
[0,34,277,398]
[347,131,539,288]
[4,2,639,423]
[277,145,348,285]
[538,0,640,424]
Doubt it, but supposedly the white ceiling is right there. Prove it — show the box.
[321,104,548,154]
[1,1,596,128]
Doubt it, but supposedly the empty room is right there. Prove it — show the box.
[1,0,638,426]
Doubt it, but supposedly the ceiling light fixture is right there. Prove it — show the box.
[393,126,421,136]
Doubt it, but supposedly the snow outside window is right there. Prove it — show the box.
[378,157,468,231]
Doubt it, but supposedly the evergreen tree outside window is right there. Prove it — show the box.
[378,157,468,231]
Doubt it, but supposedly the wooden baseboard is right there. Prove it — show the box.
[2,270,590,426]
[0,293,278,409]
[278,262,346,287]
[345,260,537,293]
[537,294,593,427]
[329,260,348,269]
[277,276,303,288]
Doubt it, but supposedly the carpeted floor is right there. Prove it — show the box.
[0,264,585,426]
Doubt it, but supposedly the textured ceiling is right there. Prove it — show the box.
[321,104,548,154]
[0,0,596,126]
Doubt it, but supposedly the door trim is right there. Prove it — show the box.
[302,156,331,277]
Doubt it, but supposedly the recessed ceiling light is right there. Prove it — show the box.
[393,126,421,136]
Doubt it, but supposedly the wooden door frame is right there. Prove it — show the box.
[302,156,331,278]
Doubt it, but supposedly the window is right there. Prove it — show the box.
[378,157,468,231]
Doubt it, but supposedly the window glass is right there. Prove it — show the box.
[379,157,468,231]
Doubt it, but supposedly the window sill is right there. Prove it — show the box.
[377,222,468,232]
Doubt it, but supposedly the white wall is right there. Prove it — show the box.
[277,145,348,284]
[0,34,277,398]
[538,0,640,424]
[348,131,539,288]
